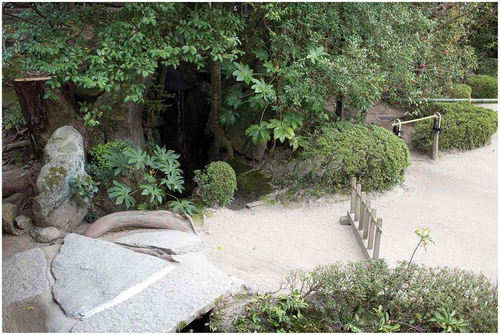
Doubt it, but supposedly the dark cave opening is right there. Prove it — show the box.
[157,65,212,194]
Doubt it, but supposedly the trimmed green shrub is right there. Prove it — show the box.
[284,122,410,192]
[413,103,498,152]
[194,161,237,207]
[467,75,498,98]
[227,260,497,333]
[442,83,472,99]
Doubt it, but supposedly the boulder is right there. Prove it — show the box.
[32,126,89,231]
[31,227,61,243]
[15,215,32,230]
[2,203,19,234]
[71,252,242,332]
[2,248,49,306]
[52,234,175,319]
[116,230,203,255]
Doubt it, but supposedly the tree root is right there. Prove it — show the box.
[83,210,195,238]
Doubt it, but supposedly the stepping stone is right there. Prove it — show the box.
[2,248,49,306]
[71,253,239,333]
[116,230,203,255]
[52,234,175,319]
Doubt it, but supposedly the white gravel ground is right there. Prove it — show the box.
[200,130,498,293]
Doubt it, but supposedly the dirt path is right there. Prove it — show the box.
[200,107,498,293]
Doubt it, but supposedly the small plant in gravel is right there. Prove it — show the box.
[194,161,237,207]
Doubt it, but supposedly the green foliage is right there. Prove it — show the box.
[428,308,468,333]
[233,290,326,333]
[466,75,498,98]
[441,84,472,99]
[89,140,133,171]
[413,103,498,152]
[476,58,498,77]
[2,104,26,131]
[194,161,237,207]
[93,143,195,214]
[283,122,410,193]
[70,174,99,204]
[231,260,497,333]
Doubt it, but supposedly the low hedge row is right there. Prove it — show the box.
[412,103,498,152]
[466,74,498,98]
[221,260,497,333]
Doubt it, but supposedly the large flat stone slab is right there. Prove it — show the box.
[116,230,203,255]
[52,234,175,319]
[71,252,239,332]
[2,248,49,306]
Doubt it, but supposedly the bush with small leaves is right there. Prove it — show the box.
[413,103,498,152]
[466,74,498,98]
[441,83,472,99]
[194,161,237,207]
[225,260,497,333]
[280,122,410,193]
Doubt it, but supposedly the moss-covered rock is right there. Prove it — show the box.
[33,126,89,231]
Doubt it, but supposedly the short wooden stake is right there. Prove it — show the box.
[362,201,371,239]
[367,209,377,249]
[373,218,383,259]
[432,116,440,160]
[350,177,357,214]
[358,192,366,230]
[354,184,361,221]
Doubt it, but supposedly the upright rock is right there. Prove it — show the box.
[2,203,19,234]
[32,126,89,231]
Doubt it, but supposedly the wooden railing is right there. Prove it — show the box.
[340,177,383,259]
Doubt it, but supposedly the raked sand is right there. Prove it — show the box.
[200,131,498,293]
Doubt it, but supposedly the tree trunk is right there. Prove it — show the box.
[13,77,85,157]
[209,60,234,160]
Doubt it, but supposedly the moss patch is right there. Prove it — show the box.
[44,166,68,192]
[237,170,272,199]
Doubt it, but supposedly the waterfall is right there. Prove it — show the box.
[176,90,186,159]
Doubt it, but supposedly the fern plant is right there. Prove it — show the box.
[102,143,198,215]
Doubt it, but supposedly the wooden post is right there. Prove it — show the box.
[373,218,383,259]
[354,184,361,221]
[362,201,371,239]
[359,192,366,230]
[350,177,357,214]
[367,209,377,249]
[432,116,440,160]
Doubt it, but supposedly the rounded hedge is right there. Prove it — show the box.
[194,161,237,207]
[296,122,410,192]
[466,74,498,98]
[442,83,472,99]
[413,103,498,152]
